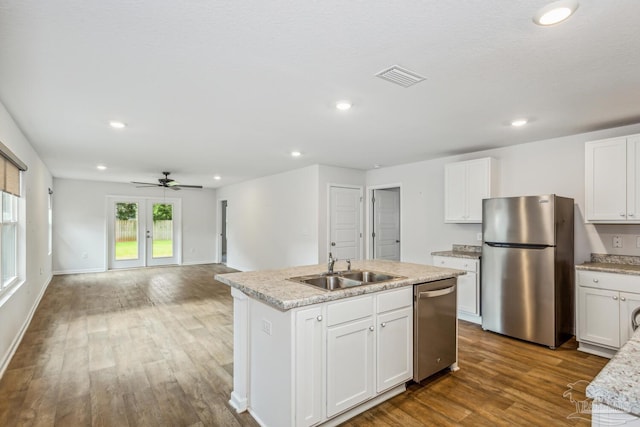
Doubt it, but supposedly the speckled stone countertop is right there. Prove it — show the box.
[576,253,640,275]
[431,244,482,259]
[215,260,464,311]
[586,328,640,416]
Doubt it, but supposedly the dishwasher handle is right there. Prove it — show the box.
[418,285,455,299]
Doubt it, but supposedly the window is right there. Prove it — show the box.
[1,192,18,289]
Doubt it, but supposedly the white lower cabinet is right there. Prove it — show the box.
[326,316,375,417]
[433,255,480,324]
[293,287,413,426]
[578,286,620,348]
[376,306,412,393]
[295,306,324,427]
[576,270,640,357]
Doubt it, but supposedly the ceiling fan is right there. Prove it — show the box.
[132,172,203,190]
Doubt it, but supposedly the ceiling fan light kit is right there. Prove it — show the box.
[131,172,203,190]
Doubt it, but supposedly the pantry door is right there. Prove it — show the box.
[108,197,181,269]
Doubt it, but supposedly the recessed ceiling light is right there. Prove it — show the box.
[373,164,381,169]
[511,119,528,127]
[96,165,107,170]
[533,0,579,26]
[213,175,221,180]
[291,151,302,157]
[109,120,126,129]
[336,101,352,111]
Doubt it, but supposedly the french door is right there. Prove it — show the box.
[108,197,181,269]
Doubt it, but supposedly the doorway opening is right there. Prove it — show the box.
[107,196,181,269]
[220,200,228,264]
[369,186,401,261]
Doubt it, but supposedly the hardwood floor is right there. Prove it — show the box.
[0,265,607,426]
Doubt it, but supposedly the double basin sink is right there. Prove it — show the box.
[288,270,405,291]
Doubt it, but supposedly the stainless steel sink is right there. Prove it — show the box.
[339,271,397,283]
[288,270,404,291]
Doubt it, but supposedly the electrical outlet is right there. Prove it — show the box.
[262,319,272,336]
[613,236,623,248]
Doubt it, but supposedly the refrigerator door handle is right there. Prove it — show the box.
[485,242,551,249]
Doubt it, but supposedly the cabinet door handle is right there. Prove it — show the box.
[381,322,386,327]
[613,296,618,300]
[316,315,323,321]
[620,213,626,217]
[593,278,599,283]
[629,213,635,217]
[621,297,626,301]
[369,326,374,331]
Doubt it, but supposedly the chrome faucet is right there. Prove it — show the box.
[328,252,337,274]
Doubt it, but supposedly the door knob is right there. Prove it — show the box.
[331,242,336,246]
[395,240,400,243]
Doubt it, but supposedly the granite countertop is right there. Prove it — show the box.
[431,244,482,260]
[586,328,640,416]
[576,253,640,276]
[215,260,464,311]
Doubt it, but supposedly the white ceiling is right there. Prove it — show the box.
[1,1,639,188]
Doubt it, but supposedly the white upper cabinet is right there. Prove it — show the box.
[585,134,640,222]
[444,157,496,223]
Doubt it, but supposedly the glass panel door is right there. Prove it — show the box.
[146,199,179,266]
[109,198,145,269]
[108,197,180,269]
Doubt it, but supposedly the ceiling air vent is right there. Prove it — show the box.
[375,65,426,88]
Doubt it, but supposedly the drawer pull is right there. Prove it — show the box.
[613,296,618,300]
[593,278,599,283]
[369,326,374,332]
[381,322,386,327]
[621,297,626,301]
[316,315,323,322]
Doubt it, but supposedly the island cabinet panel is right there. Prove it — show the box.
[326,317,375,417]
[295,306,324,427]
[376,306,412,393]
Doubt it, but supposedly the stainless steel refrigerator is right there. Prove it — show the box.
[481,194,574,348]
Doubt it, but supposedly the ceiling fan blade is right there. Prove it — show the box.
[170,186,182,191]
[131,181,161,186]
[176,184,203,189]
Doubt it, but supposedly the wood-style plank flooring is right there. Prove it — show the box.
[0,264,607,426]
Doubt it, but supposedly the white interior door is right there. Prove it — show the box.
[108,197,181,269]
[329,186,362,261]
[373,188,400,261]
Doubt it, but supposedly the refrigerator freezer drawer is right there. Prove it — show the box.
[481,244,557,347]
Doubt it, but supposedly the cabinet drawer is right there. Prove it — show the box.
[577,270,640,293]
[327,295,373,327]
[377,287,412,314]
[433,256,478,272]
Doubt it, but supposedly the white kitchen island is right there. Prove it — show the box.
[215,260,463,427]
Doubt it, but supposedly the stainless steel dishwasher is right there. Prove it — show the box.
[413,277,457,382]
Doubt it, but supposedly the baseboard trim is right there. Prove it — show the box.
[181,260,216,266]
[53,268,106,275]
[0,275,53,379]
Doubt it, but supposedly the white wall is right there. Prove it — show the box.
[216,165,320,271]
[53,178,217,274]
[366,122,640,265]
[0,100,53,374]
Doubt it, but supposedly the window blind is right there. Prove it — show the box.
[0,141,28,197]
